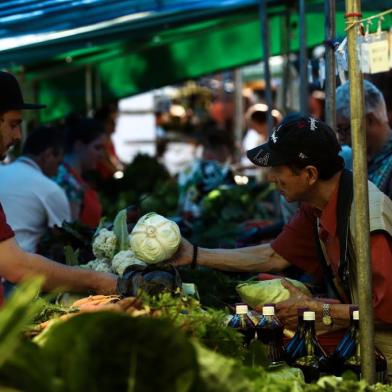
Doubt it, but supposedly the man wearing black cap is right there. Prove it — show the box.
[0,71,117,299]
[173,114,392,376]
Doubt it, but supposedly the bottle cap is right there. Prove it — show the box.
[303,311,315,321]
[353,310,359,320]
[262,305,275,316]
[235,304,248,314]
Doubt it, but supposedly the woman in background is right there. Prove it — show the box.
[54,116,106,227]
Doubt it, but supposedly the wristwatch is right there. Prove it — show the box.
[322,303,333,326]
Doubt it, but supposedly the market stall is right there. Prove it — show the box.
[0,1,391,391]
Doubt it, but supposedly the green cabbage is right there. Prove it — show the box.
[129,212,181,264]
[236,278,311,309]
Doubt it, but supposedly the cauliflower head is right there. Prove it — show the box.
[80,259,112,273]
[92,229,117,260]
[112,250,147,277]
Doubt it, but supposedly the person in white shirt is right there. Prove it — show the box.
[0,126,71,252]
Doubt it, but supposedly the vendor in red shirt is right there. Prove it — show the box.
[0,71,117,302]
[173,114,392,377]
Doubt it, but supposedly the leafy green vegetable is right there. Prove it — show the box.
[0,278,45,368]
[99,154,176,219]
[32,301,77,324]
[113,209,129,252]
[0,340,57,392]
[193,342,259,392]
[36,221,95,265]
[0,279,391,391]
[143,292,245,359]
[40,313,198,392]
[236,279,311,309]
[63,245,79,266]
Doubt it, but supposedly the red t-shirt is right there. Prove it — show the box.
[271,183,392,325]
[0,203,14,305]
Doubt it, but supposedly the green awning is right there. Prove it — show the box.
[1,1,389,122]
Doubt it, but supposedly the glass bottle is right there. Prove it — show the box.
[227,303,256,347]
[330,305,359,375]
[375,349,387,384]
[342,310,361,379]
[256,305,285,365]
[341,310,387,383]
[285,307,309,365]
[292,311,329,383]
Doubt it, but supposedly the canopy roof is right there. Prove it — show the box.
[0,0,390,122]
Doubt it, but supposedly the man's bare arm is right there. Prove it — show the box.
[173,238,290,273]
[0,237,117,295]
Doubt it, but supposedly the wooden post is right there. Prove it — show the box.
[345,0,376,384]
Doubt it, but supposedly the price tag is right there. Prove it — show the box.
[368,32,390,73]
[358,36,370,73]
[360,31,389,74]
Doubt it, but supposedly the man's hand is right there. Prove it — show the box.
[275,279,314,330]
[170,238,193,266]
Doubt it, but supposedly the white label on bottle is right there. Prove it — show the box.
[262,306,275,316]
[303,311,316,321]
[236,304,248,314]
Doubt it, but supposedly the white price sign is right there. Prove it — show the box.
[360,31,389,74]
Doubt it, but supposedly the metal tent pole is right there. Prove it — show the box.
[324,0,336,129]
[259,0,274,135]
[234,68,244,162]
[345,0,376,384]
[85,65,94,115]
[299,0,308,115]
[281,6,291,115]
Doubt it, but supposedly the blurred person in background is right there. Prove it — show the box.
[94,103,123,181]
[0,125,71,253]
[0,71,117,301]
[308,90,325,121]
[241,104,281,180]
[178,123,234,219]
[336,80,392,198]
[54,116,106,228]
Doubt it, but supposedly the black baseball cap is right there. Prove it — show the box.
[0,71,46,111]
[247,114,341,168]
